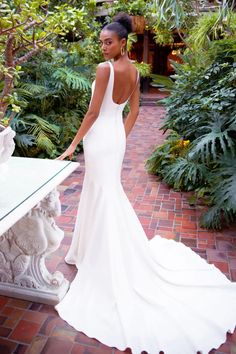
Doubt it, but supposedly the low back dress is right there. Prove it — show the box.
[55,60,236,354]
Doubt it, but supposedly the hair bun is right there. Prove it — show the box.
[113,12,133,34]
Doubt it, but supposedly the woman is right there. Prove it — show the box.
[55,12,236,354]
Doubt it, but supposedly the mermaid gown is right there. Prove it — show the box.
[54,60,236,354]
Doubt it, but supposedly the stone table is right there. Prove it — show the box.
[0,156,79,305]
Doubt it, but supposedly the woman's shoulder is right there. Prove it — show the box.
[94,61,110,84]
[127,61,139,80]
[95,61,111,75]
[130,61,139,73]
[97,61,110,69]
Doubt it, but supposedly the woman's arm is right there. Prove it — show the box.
[124,79,140,138]
[56,62,110,160]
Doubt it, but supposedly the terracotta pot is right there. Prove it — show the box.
[0,124,16,165]
[131,16,146,34]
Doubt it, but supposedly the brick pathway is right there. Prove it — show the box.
[0,103,236,354]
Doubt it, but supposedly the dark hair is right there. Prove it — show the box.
[102,12,133,40]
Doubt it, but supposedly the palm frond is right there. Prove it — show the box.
[13,87,33,100]
[14,134,36,148]
[127,33,138,52]
[10,116,30,133]
[37,131,57,154]
[52,68,91,91]
[150,74,175,91]
[19,83,47,96]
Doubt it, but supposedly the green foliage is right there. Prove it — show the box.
[127,33,138,52]
[163,157,209,191]
[104,0,197,46]
[134,61,152,77]
[149,0,236,46]
[189,112,236,163]
[0,0,91,40]
[162,58,236,139]
[200,154,236,229]
[152,26,175,46]
[75,31,104,65]
[150,73,174,91]
[146,34,236,229]
[149,0,195,45]
[187,11,236,51]
[106,0,150,17]
[0,0,98,118]
[145,131,188,173]
[145,131,207,191]
[10,113,60,158]
[10,49,91,159]
[128,0,148,15]
[52,67,91,91]
[152,0,191,30]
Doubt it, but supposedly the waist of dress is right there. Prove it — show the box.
[83,115,125,139]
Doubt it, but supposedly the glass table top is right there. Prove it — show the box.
[0,157,73,222]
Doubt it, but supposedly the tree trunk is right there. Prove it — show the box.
[0,34,15,121]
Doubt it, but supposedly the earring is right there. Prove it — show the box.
[121,46,125,56]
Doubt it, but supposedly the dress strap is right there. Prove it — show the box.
[107,60,114,99]
[108,61,114,83]
[127,68,140,101]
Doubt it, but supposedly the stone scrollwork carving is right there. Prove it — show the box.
[0,124,16,165]
[0,188,69,304]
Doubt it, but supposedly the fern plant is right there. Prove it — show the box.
[10,114,60,158]
[10,49,92,158]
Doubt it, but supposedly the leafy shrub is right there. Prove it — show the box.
[134,61,152,77]
[187,12,236,51]
[161,59,236,141]
[105,0,149,17]
[10,114,60,158]
[10,50,92,159]
[146,38,236,229]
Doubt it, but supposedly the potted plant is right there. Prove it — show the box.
[106,0,148,34]
[130,15,146,34]
[128,0,147,34]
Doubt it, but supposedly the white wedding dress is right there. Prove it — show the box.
[55,60,236,354]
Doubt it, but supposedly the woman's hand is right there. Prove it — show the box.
[56,144,76,161]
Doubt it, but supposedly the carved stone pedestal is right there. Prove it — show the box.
[0,189,69,305]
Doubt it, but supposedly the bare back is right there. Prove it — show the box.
[111,60,139,105]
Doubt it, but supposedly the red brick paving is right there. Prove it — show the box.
[0,102,236,354]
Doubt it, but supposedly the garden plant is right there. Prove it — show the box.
[146,4,236,229]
